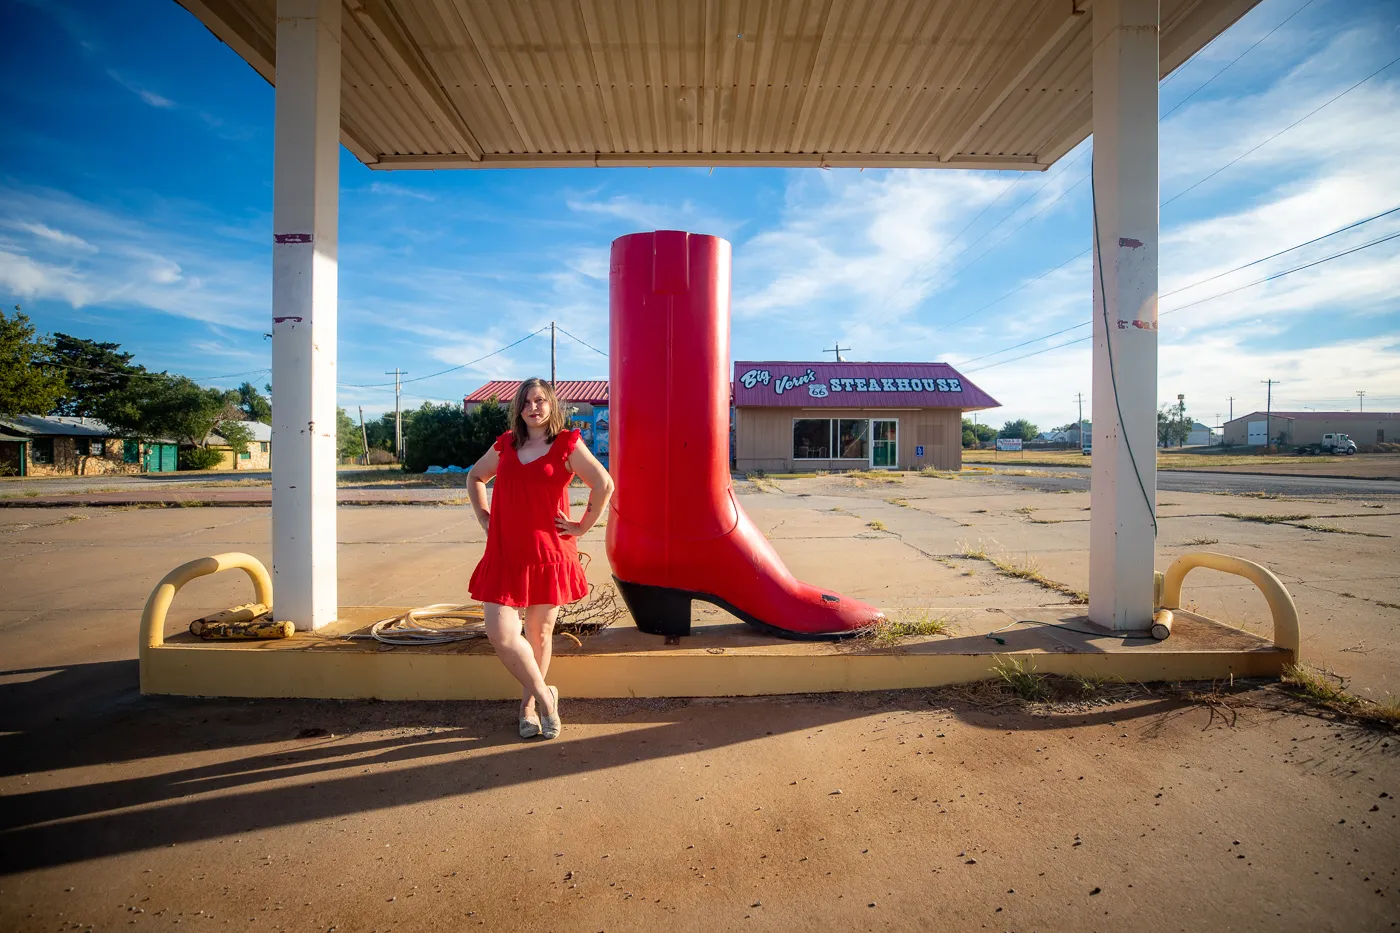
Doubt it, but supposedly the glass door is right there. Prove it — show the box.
[871,419,898,469]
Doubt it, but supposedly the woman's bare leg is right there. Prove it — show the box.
[521,605,560,717]
[483,603,554,719]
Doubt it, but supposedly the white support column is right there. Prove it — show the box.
[1089,0,1159,632]
[272,0,340,630]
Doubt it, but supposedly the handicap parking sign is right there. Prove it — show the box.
[915,445,925,457]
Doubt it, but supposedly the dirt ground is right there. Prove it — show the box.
[3,473,1399,931]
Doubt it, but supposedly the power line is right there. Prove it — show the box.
[953,208,1400,369]
[961,227,1400,373]
[1163,51,1400,205]
[1163,229,1400,316]
[38,362,271,383]
[1160,205,1400,299]
[933,48,1400,332]
[555,325,608,357]
[1158,0,1318,122]
[338,327,549,388]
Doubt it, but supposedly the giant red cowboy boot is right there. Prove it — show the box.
[605,230,884,639]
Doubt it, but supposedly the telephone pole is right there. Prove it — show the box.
[357,405,370,466]
[1261,379,1279,451]
[386,368,405,461]
[1074,392,1086,448]
[550,321,557,385]
[1228,396,1234,422]
[824,342,850,362]
[1357,390,1366,412]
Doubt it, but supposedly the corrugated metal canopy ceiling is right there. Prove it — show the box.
[178,0,1259,171]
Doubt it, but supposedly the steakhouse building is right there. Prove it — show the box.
[732,361,1000,473]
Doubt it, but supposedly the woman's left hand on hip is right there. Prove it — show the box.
[554,512,584,538]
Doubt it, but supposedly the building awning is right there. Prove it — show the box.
[177,0,1258,172]
[734,361,999,410]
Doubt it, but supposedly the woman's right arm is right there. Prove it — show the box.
[466,446,501,533]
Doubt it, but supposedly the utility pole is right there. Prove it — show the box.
[550,321,557,385]
[1228,396,1234,423]
[385,368,405,461]
[357,405,369,466]
[1074,392,1085,448]
[1357,390,1366,412]
[824,342,849,362]
[1261,379,1279,452]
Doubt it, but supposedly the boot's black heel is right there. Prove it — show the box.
[614,577,693,636]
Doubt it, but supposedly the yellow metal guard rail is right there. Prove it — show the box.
[141,553,274,650]
[1160,551,1299,662]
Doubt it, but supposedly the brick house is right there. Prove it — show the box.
[0,415,169,477]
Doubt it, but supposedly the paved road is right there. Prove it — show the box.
[8,464,1400,503]
[979,463,1400,500]
[0,470,274,496]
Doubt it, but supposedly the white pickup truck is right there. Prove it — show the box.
[1298,433,1357,455]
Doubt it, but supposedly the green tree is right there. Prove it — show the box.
[236,381,272,423]
[468,398,510,453]
[364,410,412,454]
[46,333,141,417]
[401,401,506,473]
[961,418,996,447]
[337,407,365,461]
[403,402,467,472]
[1157,402,1191,448]
[217,419,255,457]
[99,374,237,446]
[0,307,66,417]
[999,418,1039,441]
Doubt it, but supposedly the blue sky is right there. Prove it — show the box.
[3,0,1399,429]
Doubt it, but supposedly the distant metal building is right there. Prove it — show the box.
[1222,411,1399,448]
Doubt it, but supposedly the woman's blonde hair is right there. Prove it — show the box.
[510,378,569,449]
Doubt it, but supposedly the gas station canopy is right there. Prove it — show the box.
[178,0,1257,171]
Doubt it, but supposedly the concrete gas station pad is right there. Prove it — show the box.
[141,604,1286,702]
[112,474,1306,701]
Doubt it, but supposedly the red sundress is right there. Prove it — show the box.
[469,429,590,608]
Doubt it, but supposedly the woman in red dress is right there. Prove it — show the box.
[466,378,614,739]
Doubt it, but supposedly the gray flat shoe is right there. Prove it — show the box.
[540,686,561,739]
[519,700,541,739]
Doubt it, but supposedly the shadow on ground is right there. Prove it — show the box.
[0,656,1207,875]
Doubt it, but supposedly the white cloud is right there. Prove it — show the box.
[564,193,737,238]
[139,89,174,109]
[0,183,268,330]
[4,220,97,253]
[0,249,96,306]
[733,168,1021,323]
[367,182,436,202]
[106,69,175,109]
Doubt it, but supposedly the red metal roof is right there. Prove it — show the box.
[465,380,610,405]
[1227,410,1400,423]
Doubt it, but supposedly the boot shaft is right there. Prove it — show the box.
[609,231,735,538]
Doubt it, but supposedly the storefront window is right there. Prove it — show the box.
[792,420,831,459]
[32,438,54,464]
[837,420,868,459]
[74,438,90,456]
